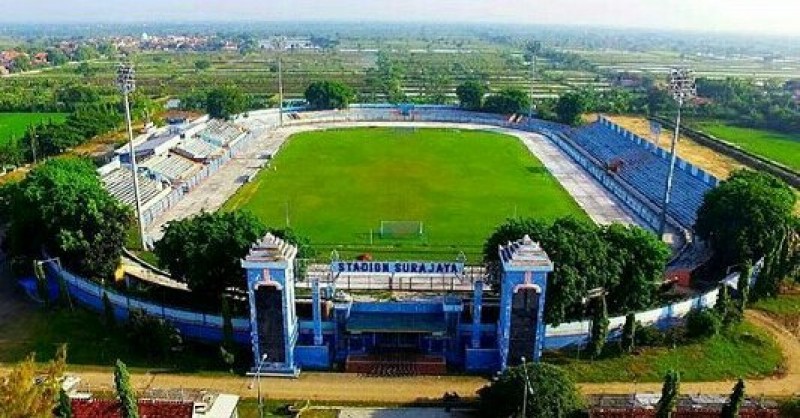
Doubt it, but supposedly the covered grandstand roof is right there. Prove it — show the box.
[199,119,246,147]
[173,137,225,161]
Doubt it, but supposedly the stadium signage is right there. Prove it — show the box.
[332,261,464,275]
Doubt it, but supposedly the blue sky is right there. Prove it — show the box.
[3,0,800,35]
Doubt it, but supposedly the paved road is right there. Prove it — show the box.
[34,311,797,401]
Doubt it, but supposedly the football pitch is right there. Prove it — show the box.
[224,127,587,260]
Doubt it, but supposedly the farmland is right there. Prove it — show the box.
[694,121,800,172]
[0,112,67,145]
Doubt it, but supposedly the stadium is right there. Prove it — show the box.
[35,102,746,378]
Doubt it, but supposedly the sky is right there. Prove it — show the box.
[3,0,800,36]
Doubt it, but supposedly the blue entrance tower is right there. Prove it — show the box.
[497,235,554,370]
[242,233,300,376]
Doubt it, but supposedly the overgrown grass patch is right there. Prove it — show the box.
[545,320,784,382]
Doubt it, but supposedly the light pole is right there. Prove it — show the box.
[658,68,696,237]
[248,353,269,418]
[520,356,533,418]
[527,41,541,120]
[271,37,287,126]
[116,62,147,251]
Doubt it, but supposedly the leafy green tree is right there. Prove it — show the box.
[715,285,737,326]
[72,45,99,61]
[603,224,670,312]
[685,308,721,338]
[154,211,267,305]
[478,363,583,418]
[125,310,181,360]
[721,379,745,418]
[483,88,530,114]
[555,91,588,126]
[46,49,69,66]
[304,80,355,110]
[738,264,752,313]
[621,313,636,353]
[589,296,609,358]
[456,80,487,110]
[114,360,139,418]
[6,158,131,279]
[11,55,31,72]
[656,370,680,418]
[103,292,116,329]
[194,59,211,71]
[695,170,797,297]
[206,86,247,120]
[483,217,625,325]
[55,387,73,418]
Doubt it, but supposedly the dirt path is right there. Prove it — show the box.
[38,311,796,402]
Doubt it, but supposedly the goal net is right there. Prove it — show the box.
[379,221,424,238]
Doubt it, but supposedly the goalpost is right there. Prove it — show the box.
[379,220,424,238]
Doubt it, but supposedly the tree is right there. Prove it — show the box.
[738,263,752,313]
[114,360,139,418]
[6,158,131,279]
[695,170,797,297]
[0,345,67,418]
[721,379,745,418]
[194,59,211,71]
[11,55,31,72]
[478,362,582,418]
[483,217,625,325]
[456,80,487,110]
[154,211,267,306]
[206,86,247,120]
[655,370,680,418]
[55,388,73,418]
[125,310,182,360]
[304,80,355,110]
[103,292,116,329]
[46,49,69,66]
[555,91,588,126]
[715,285,738,327]
[621,313,636,353]
[685,308,721,339]
[483,88,530,114]
[588,296,609,358]
[603,224,670,312]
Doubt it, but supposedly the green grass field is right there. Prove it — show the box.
[224,127,587,260]
[0,112,67,145]
[547,320,784,382]
[695,121,800,171]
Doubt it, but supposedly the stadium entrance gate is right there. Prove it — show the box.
[242,234,554,377]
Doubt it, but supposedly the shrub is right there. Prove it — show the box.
[685,308,721,339]
[635,323,664,347]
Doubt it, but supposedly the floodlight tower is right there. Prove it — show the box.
[116,62,147,250]
[527,41,542,120]
[271,37,287,126]
[658,68,696,237]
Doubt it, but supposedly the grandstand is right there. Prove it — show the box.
[565,120,714,228]
[198,119,247,148]
[102,167,170,210]
[138,152,202,185]
[173,136,225,162]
